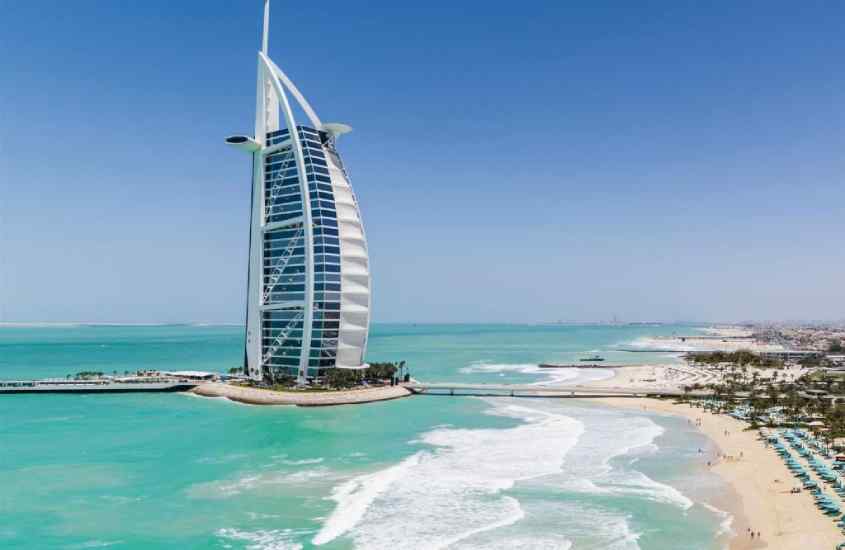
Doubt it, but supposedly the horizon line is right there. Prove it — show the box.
[0,320,825,328]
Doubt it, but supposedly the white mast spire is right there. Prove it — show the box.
[228,0,369,384]
[262,0,270,54]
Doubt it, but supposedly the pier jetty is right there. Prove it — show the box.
[0,376,199,394]
[405,382,699,399]
[539,363,616,369]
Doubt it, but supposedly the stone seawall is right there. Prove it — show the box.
[191,382,412,406]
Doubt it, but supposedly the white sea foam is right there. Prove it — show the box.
[188,467,334,499]
[68,542,124,549]
[624,336,702,353]
[505,498,638,550]
[216,528,307,550]
[554,412,694,510]
[459,362,557,377]
[181,392,244,404]
[598,469,694,509]
[453,536,571,550]
[432,495,525,548]
[98,495,144,504]
[245,512,282,520]
[701,502,734,538]
[270,456,325,466]
[181,392,295,408]
[313,403,584,548]
[586,514,640,549]
[460,361,612,385]
[584,510,642,550]
[312,452,423,545]
[197,452,249,465]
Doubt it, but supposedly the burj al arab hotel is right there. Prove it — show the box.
[226,1,371,383]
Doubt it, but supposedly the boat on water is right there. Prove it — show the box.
[580,354,605,362]
[0,376,200,394]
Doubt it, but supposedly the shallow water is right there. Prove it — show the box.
[0,323,728,549]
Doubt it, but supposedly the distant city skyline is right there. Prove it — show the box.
[2,1,844,324]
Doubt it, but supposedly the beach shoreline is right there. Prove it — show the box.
[594,396,843,550]
[627,325,784,354]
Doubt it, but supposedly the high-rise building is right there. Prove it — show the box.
[225,1,371,383]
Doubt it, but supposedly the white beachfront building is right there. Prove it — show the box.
[226,1,371,383]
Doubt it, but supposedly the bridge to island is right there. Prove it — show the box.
[404,382,698,399]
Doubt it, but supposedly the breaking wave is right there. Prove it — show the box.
[216,527,308,550]
[555,411,694,510]
[459,361,612,385]
[312,403,584,548]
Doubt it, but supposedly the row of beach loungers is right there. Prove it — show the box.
[726,404,788,425]
[649,365,722,387]
[766,428,845,549]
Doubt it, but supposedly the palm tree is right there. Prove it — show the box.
[783,386,802,427]
[824,374,835,393]
[766,383,779,407]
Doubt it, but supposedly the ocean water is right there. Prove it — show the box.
[0,323,730,549]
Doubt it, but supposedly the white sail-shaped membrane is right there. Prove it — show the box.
[229,0,371,381]
[324,148,371,368]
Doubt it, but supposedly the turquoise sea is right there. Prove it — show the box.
[0,324,731,549]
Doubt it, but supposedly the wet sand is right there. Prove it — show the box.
[596,397,842,550]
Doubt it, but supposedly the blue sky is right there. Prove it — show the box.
[1,1,843,324]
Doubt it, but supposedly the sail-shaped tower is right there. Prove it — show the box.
[226,0,371,383]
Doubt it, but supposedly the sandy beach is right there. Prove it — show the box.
[596,396,843,550]
[628,325,784,354]
[192,382,411,406]
[583,362,806,394]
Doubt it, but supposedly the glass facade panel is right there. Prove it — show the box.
[260,126,344,380]
[262,307,305,379]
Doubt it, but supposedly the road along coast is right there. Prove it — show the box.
[191,382,411,406]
